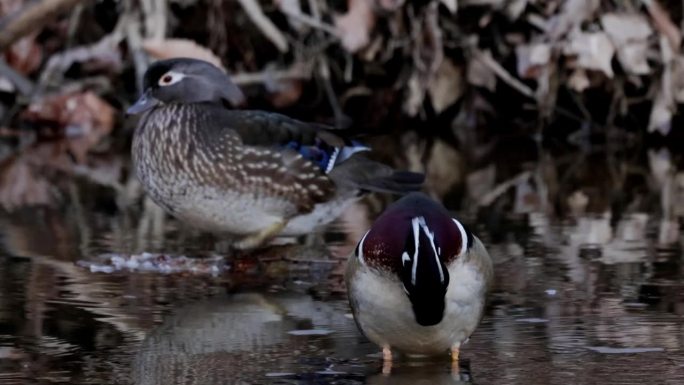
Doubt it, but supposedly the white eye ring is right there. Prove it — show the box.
[158,71,185,86]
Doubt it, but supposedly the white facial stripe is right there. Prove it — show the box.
[356,230,370,265]
[416,217,444,283]
[401,251,411,266]
[409,216,445,284]
[410,217,420,285]
[158,71,186,86]
[452,218,468,257]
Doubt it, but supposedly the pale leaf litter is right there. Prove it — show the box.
[78,252,228,275]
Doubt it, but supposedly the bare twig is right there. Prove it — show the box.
[474,49,535,98]
[141,0,167,40]
[279,8,338,36]
[643,0,681,52]
[230,66,312,85]
[0,0,91,50]
[236,0,288,52]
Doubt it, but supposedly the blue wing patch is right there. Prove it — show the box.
[285,140,369,174]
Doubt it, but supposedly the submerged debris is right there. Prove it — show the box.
[77,252,229,276]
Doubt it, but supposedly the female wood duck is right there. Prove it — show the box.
[127,58,424,249]
[345,192,493,369]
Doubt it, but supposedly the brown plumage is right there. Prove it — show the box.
[128,58,425,249]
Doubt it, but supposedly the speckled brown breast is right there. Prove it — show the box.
[132,104,336,219]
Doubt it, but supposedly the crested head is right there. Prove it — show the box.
[127,58,245,114]
[353,192,473,326]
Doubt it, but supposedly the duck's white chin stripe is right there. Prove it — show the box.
[452,218,468,257]
[357,230,370,265]
[410,217,420,285]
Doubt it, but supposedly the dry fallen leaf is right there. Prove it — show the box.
[267,79,304,108]
[4,34,42,75]
[547,0,599,40]
[467,51,497,91]
[672,56,684,102]
[428,59,464,113]
[567,68,590,92]
[404,71,426,117]
[505,0,527,20]
[564,31,615,77]
[440,0,457,13]
[516,42,551,79]
[648,89,672,135]
[600,13,652,75]
[22,91,116,163]
[142,38,225,72]
[334,0,375,53]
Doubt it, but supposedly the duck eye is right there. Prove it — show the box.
[158,71,184,86]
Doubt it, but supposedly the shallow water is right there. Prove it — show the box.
[0,191,683,384]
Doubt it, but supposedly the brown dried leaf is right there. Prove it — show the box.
[672,56,684,102]
[4,34,42,75]
[267,79,304,108]
[515,42,551,79]
[563,31,614,77]
[648,89,672,135]
[467,51,496,91]
[568,68,590,92]
[404,71,426,116]
[22,91,115,163]
[547,0,599,40]
[334,0,375,53]
[428,59,464,113]
[142,38,225,72]
[600,13,652,75]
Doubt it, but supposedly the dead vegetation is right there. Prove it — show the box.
[0,0,683,221]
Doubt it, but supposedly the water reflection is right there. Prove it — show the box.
[0,144,683,384]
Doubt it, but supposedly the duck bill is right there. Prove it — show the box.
[127,89,159,115]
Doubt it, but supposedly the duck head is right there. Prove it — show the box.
[127,58,245,114]
[354,193,472,326]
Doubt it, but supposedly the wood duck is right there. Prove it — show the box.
[127,58,424,249]
[345,192,493,370]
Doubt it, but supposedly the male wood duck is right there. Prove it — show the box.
[127,58,424,249]
[345,192,493,369]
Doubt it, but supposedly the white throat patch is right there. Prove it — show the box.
[451,218,469,257]
[356,230,370,265]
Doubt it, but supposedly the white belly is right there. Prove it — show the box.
[347,257,487,355]
[280,196,359,236]
[173,189,286,235]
